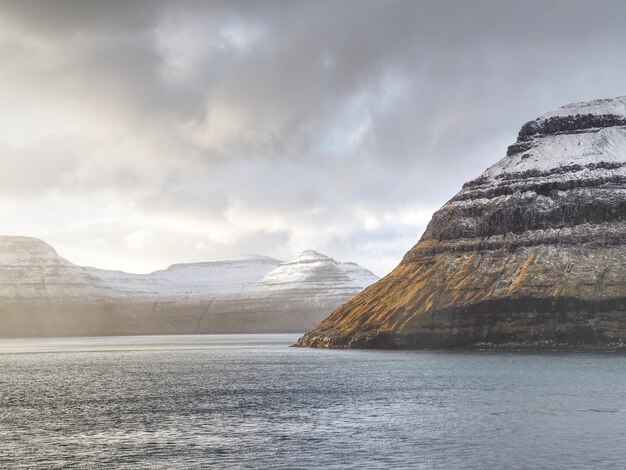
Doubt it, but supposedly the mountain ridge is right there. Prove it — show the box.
[0,236,378,337]
[297,95,626,350]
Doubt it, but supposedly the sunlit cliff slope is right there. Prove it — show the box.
[298,96,626,349]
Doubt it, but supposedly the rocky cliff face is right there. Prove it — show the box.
[297,96,626,350]
[0,236,114,336]
[0,238,378,337]
[0,236,103,298]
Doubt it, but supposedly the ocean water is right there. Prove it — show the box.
[0,334,624,469]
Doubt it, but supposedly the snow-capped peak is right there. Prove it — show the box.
[0,236,62,264]
[537,96,626,121]
[259,251,378,291]
[293,250,332,263]
[475,96,626,181]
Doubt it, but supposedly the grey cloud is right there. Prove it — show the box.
[0,140,80,197]
[1,0,626,275]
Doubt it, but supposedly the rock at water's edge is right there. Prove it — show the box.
[298,96,626,350]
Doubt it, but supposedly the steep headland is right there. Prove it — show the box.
[0,237,378,337]
[298,96,626,349]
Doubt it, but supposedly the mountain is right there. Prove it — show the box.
[257,250,377,301]
[239,250,380,331]
[0,236,102,298]
[0,236,114,336]
[297,96,626,350]
[87,254,283,300]
[0,237,378,337]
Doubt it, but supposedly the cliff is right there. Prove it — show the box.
[297,96,626,349]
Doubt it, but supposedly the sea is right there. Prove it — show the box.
[0,334,624,469]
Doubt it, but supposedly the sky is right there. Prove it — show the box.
[1,0,626,276]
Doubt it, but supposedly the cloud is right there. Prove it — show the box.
[1,0,626,275]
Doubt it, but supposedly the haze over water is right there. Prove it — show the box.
[0,334,624,469]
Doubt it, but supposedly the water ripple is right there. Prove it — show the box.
[0,334,624,469]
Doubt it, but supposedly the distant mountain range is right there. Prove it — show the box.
[0,236,378,337]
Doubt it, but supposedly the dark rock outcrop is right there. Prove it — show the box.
[297,96,626,349]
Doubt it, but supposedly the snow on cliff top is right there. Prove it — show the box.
[259,250,379,291]
[0,236,73,266]
[0,236,99,295]
[537,96,626,121]
[0,235,57,254]
[480,96,626,180]
[89,255,283,298]
[166,254,281,270]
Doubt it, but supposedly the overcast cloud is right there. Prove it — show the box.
[1,0,626,275]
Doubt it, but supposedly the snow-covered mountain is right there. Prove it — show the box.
[299,95,626,350]
[259,250,378,295]
[0,236,103,298]
[87,255,283,300]
[0,236,378,337]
